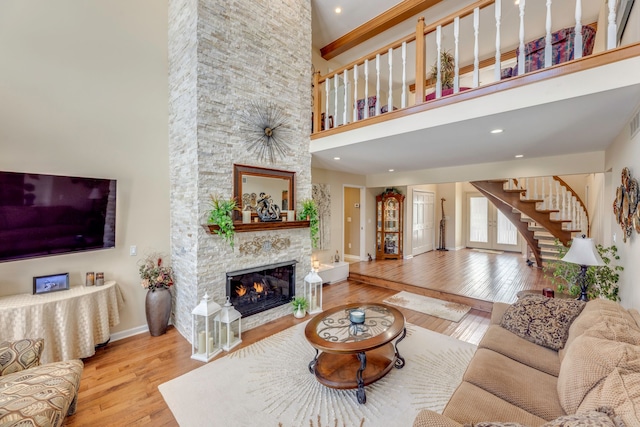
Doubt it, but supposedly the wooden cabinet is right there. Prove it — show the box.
[376,191,405,260]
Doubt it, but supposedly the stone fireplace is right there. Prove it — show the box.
[168,0,312,342]
[226,261,296,318]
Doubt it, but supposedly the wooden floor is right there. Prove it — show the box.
[64,249,550,426]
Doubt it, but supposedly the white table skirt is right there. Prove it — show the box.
[0,281,124,363]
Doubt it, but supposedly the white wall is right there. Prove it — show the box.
[0,1,169,334]
[605,101,640,310]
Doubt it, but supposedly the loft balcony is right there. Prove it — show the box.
[310,0,640,179]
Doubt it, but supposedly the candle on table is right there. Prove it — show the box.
[350,309,365,324]
[198,331,206,354]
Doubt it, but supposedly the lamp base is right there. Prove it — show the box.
[576,264,589,302]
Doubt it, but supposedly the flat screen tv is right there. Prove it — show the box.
[0,171,116,262]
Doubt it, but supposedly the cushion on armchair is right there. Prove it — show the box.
[0,338,44,376]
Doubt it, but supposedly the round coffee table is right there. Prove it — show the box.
[304,303,406,404]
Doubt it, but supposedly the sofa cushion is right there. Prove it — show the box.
[557,333,639,415]
[478,325,560,377]
[578,367,640,426]
[541,407,626,427]
[0,359,84,427]
[500,295,585,351]
[561,299,640,362]
[463,348,564,421]
[443,381,547,426]
[0,338,44,376]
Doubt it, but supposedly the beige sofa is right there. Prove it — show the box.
[414,297,640,426]
[0,338,84,427]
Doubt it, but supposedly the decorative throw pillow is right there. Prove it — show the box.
[540,407,626,427]
[500,295,585,351]
[0,338,44,376]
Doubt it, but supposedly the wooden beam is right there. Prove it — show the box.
[320,0,443,61]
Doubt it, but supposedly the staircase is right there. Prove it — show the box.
[470,177,589,267]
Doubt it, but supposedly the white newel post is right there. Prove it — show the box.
[343,70,348,125]
[575,0,583,59]
[401,42,407,108]
[353,64,358,121]
[518,0,526,76]
[473,8,480,88]
[454,17,460,93]
[388,48,393,112]
[494,0,502,83]
[364,59,369,119]
[375,53,381,116]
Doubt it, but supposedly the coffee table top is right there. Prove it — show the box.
[304,303,405,354]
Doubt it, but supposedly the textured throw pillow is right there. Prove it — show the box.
[500,296,585,351]
[0,338,44,376]
[541,407,626,427]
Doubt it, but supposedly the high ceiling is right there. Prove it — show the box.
[310,0,640,178]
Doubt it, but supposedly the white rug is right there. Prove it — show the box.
[383,291,471,322]
[159,322,476,427]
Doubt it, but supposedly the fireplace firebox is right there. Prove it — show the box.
[226,260,296,318]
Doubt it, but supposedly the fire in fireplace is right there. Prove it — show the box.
[226,260,296,317]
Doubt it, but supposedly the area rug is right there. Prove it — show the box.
[383,291,471,322]
[159,322,476,427]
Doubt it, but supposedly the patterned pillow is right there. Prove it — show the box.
[500,296,585,351]
[541,407,626,427]
[0,338,44,375]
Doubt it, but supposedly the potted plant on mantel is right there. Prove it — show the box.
[208,194,239,248]
[298,198,319,249]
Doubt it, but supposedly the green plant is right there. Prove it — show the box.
[543,239,623,301]
[291,296,309,311]
[208,194,239,248]
[430,50,455,89]
[298,198,319,249]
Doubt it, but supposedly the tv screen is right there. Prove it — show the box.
[0,171,116,262]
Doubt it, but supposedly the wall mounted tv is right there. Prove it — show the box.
[0,171,116,263]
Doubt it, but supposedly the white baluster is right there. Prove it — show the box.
[545,0,552,68]
[364,59,369,119]
[549,177,554,210]
[534,176,538,200]
[454,17,460,93]
[563,187,568,220]
[494,0,502,82]
[525,177,530,199]
[343,70,348,124]
[555,181,561,216]
[436,25,442,99]
[518,0,526,76]
[375,53,381,116]
[333,75,338,126]
[608,0,617,49]
[353,64,358,122]
[572,196,577,229]
[540,177,546,210]
[574,0,583,59]
[473,8,480,88]
[388,48,393,113]
[401,42,407,108]
[325,77,329,129]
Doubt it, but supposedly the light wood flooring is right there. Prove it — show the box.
[64,249,550,426]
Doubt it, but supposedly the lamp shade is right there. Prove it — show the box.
[561,236,605,267]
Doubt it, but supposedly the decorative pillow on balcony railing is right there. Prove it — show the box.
[509,25,596,76]
[356,96,394,120]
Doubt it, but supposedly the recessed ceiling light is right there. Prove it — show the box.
[333,157,340,160]
[515,154,524,158]
[388,169,394,172]
[490,129,503,134]
[335,7,342,14]
[514,0,520,5]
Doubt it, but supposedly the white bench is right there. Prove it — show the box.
[316,262,349,284]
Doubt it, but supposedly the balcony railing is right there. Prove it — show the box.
[312,0,630,137]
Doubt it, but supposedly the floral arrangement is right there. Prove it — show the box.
[139,254,174,291]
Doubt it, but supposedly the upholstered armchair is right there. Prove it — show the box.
[0,338,84,427]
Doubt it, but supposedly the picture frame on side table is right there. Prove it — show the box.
[33,273,70,295]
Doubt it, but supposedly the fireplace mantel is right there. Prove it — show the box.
[203,220,310,234]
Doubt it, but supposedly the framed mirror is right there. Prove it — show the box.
[233,164,295,221]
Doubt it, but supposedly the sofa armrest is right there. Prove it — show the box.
[413,410,463,427]
[490,302,510,325]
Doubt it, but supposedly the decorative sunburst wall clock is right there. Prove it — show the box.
[243,101,291,163]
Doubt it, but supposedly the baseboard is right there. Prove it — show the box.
[110,325,149,342]
[403,254,414,260]
[343,254,360,262]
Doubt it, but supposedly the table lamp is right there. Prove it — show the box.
[561,235,604,301]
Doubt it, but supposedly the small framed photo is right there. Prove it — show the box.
[33,273,70,295]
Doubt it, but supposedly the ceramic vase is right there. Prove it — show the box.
[145,287,172,336]
[293,306,306,319]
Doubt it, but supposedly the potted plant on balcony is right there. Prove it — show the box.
[291,296,309,318]
[208,194,239,248]
[430,50,455,89]
[543,239,623,301]
[298,198,319,249]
